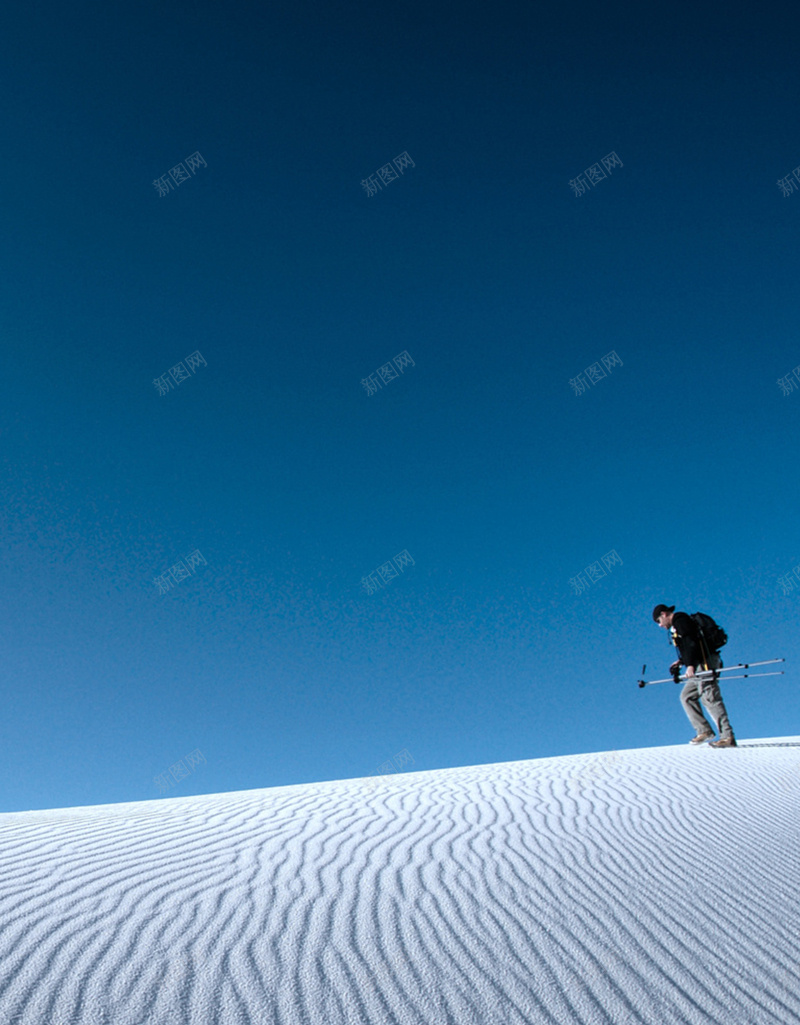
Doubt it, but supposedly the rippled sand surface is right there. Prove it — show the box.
[1,738,798,1025]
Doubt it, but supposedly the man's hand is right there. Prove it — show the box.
[670,660,682,683]
[685,666,695,678]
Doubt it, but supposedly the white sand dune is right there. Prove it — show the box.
[1,739,799,1025]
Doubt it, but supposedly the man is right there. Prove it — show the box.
[652,604,736,748]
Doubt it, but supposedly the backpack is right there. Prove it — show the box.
[691,612,728,653]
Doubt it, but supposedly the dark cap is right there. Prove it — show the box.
[652,604,675,621]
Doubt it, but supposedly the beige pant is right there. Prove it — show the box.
[680,654,734,739]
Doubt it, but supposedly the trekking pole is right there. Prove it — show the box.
[699,672,784,682]
[637,658,784,687]
[692,659,783,677]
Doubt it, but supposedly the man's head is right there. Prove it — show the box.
[652,603,675,629]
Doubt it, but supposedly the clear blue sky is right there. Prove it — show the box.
[2,0,799,812]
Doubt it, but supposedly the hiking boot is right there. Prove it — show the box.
[709,736,737,748]
[690,731,715,745]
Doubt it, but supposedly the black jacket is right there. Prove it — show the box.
[669,612,707,668]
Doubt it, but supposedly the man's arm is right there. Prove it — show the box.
[671,612,702,671]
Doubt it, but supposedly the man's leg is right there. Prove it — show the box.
[697,654,735,741]
[699,677,734,740]
[680,678,715,736]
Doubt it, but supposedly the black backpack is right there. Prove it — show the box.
[691,612,728,654]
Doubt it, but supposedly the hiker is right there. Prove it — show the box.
[652,604,736,748]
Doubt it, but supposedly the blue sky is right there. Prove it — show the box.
[1,0,799,812]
